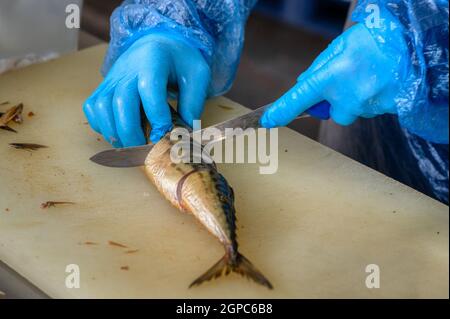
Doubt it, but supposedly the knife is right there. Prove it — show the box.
[90,101,331,168]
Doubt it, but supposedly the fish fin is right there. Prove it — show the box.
[232,253,273,289]
[189,253,273,289]
[189,255,229,288]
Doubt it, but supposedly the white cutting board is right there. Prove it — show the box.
[0,45,448,298]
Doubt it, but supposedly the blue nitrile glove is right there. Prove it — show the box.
[84,0,258,147]
[261,22,408,128]
[83,33,211,146]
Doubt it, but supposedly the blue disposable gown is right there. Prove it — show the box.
[102,0,449,203]
[102,0,258,96]
[350,0,449,203]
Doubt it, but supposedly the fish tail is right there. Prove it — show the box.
[189,253,273,289]
[232,253,273,289]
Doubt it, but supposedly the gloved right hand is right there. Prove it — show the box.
[261,23,408,128]
[83,32,211,147]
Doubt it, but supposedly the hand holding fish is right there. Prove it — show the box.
[83,33,211,147]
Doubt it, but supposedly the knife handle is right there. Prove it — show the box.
[305,101,331,120]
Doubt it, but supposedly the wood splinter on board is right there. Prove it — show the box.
[9,143,48,151]
[41,201,75,209]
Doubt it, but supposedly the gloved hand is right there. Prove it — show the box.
[83,32,211,147]
[260,23,408,128]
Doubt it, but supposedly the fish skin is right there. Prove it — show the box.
[143,125,272,289]
[145,134,236,249]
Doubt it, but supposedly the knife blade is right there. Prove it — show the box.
[89,144,155,168]
[90,100,331,168]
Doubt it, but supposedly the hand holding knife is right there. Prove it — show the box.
[90,100,331,168]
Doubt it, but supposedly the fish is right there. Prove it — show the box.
[143,112,273,289]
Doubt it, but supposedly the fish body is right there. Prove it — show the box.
[144,123,272,289]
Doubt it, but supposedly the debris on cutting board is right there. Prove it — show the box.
[82,241,99,245]
[0,125,17,133]
[120,266,129,271]
[9,143,48,151]
[79,241,139,254]
[0,103,23,133]
[27,111,35,117]
[12,109,23,124]
[0,101,9,106]
[108,240,129,249]
[41,201,75,209]
[218,104,234,111]
[1,103,23,120]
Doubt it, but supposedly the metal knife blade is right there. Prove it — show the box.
[89,103,311,168]
[89,144,154,168]
[197,103,311,145]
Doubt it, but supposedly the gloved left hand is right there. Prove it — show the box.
[83,32,211,147]
[261,23,408,128]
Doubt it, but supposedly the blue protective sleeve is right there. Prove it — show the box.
[353,0,449,144]
[102,0,258,97]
